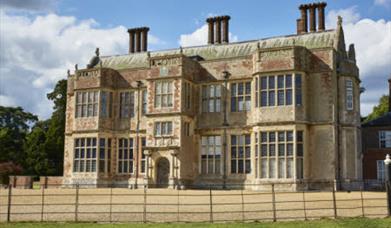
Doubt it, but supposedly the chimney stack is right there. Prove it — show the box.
[296,2,327,34]
[206,15,231,44]
[127,27,149,53]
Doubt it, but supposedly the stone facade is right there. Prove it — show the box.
[63,3,361,190]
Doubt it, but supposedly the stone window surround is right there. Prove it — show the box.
[201,83,222,113]
[200,135,222,175]
[183,80,192,110]
[254,72,304,108]
[75,90,99,118]
[119,90,135,118]
[230,81,251,112]
[257,130,304,179]
[230,134,251,174]
[154,121,173,137]
[73,137,97,173]
[154,80,174,108]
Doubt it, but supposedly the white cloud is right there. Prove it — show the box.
[326,6,361,26]
[327,8,391,116]
[374,0,391,7]
[179,24,238,47]
[0,11,135,119]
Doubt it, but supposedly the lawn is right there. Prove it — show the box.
[1,218,391,228]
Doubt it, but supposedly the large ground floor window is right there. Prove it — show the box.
[231,134,251,174]
[73,138,97,172]
[118,138,134,174]
[201,136,221,174]
[257,130,303,179]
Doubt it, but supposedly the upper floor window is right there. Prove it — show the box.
[257,74,302,107]
[201,136,221,174]
[231,82,251,112]
[155,81,173,108]
[295,74,302,106]
[231,134,251,174]
[154,121,173,136]
[75,91,98,118]
[184,81,192,109]
[120,91,135,118]
[100,91,112,118]
[202,84,221,112]
[379,131,391,148]
[346,79,353,111]
[73,138,97,172]
[142,90,147,115]
[184,122,191,136]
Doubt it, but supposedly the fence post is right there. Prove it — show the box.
[109,184,113,222]
[331,183,337,219]
[360,185,365,217]
[75,183,79,222]
[41,186,45,222]
[302,190,307,220]
[271,184,276,222]
[143,185,147,223]
[241,189,245,222]
[7,184,12,222]
[384,154,391,217]
[209,187,213,223]
[177,187,180,222]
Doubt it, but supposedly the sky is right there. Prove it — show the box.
[0,0,390,119]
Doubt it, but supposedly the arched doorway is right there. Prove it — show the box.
[156,157,170,188]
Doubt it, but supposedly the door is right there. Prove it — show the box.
[156,157,170,188]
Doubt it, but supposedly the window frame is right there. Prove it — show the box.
[155,80,173,108]
[346,79,354,111]
[119,91,135,118]
[377,160,385,180]
[230,134,251,174]
[117,138,134,174]
[231,81,251,112]
[154,121,173,137]
[75,91,99,118]
[73,138,97,173]
[379,131,391,148]
[201,84,222,113]
[200,135,222,175]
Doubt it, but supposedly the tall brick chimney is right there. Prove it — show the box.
[297,2,327,34]
[127,27,149,53]
[206,15,230,45]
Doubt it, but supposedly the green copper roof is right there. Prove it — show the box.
[99,30,336,70]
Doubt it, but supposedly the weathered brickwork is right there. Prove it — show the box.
[63,3,361,190]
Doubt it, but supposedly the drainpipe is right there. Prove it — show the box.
[135,80,142,188]
[222,71,230,189]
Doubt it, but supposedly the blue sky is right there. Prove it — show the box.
[0,0,390,119]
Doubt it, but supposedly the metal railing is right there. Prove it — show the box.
[0,181,388,223]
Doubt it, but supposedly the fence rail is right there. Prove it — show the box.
[0,181,388,223]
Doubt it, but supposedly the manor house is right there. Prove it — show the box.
[63,2,362,190]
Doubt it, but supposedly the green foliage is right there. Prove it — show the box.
[0,106,38,166]
[23,79,67,176]
[364,95,389,122]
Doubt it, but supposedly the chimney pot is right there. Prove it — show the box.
[221,15,230,43]
[308,3,317,32]
[215,17,222,44]
[206,18,215,44]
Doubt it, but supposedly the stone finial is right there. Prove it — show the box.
[87,47,101,69]
[348,44,356,62]
[95,47,100,57]
[67,69,70,77]
[337,16,343,27]
[75,64,78,71]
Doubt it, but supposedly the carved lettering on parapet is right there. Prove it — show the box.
[259,49,293,61]
[77,69,100,78]
[150,57,181,67]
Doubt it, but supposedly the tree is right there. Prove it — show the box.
[24,120,51,175]
[44,79,67,175]
[364,95,389,122]
[0,106,38,166]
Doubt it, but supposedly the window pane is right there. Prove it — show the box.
[261,77,267,90]
[277,75,284,88]
[269,158,276,178]
[286,89,292,105]
[269,91,275,106]
[278,158,285,178]
[278,90,284,106]
[268,76,275,89]
[286,74,292,88]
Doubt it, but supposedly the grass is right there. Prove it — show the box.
[0,218,390,228]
